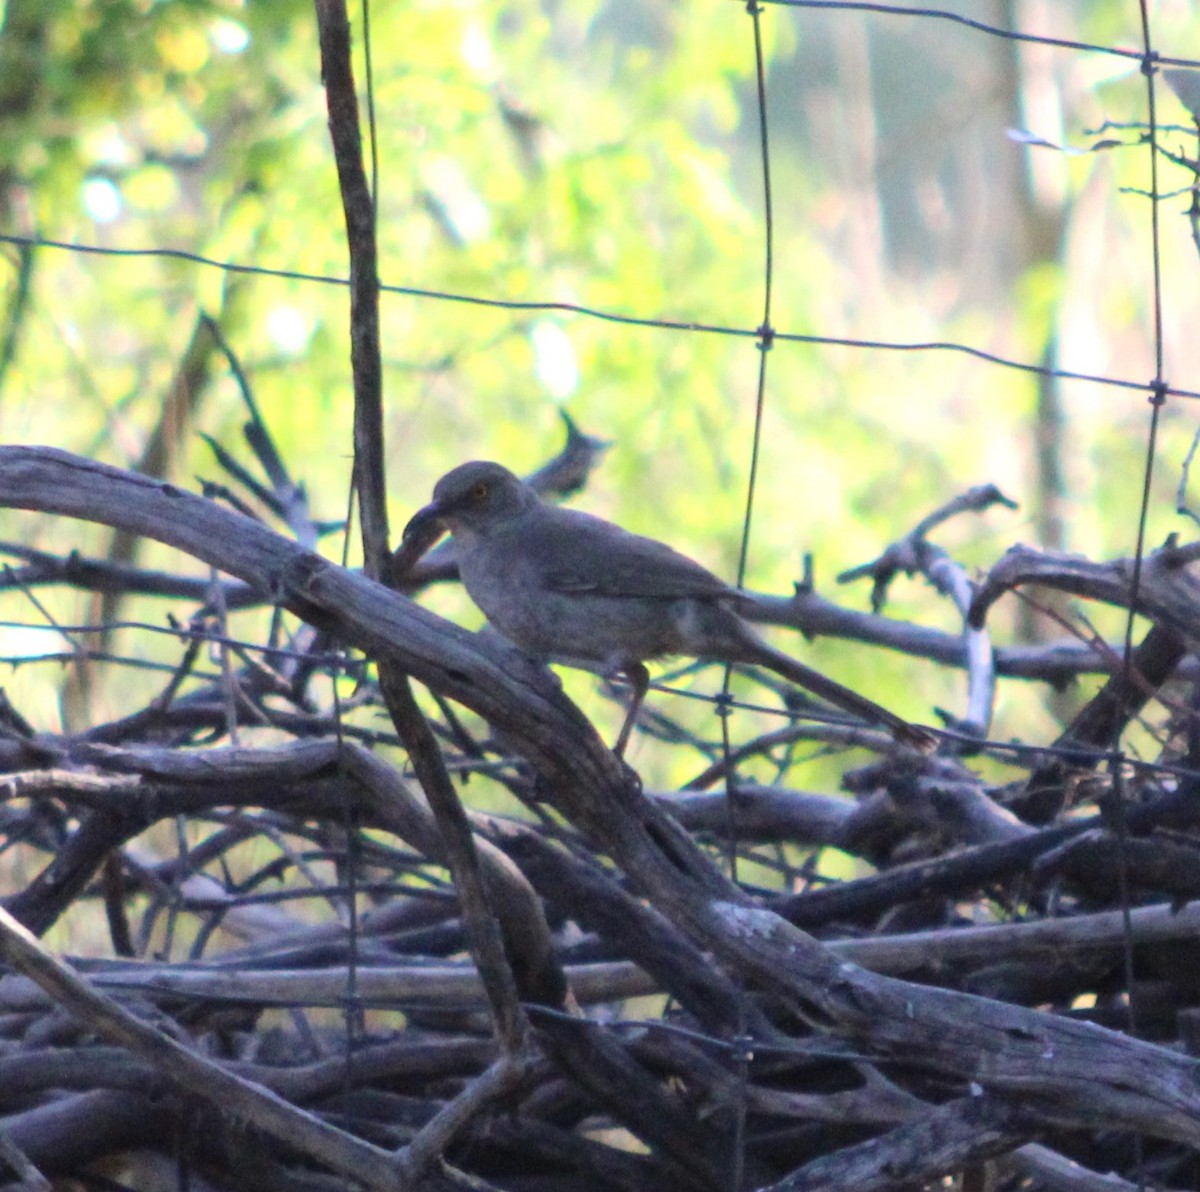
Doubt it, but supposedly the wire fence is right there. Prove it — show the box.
[2,2,1200,1189]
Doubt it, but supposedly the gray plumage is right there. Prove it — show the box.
[403,461,932,754]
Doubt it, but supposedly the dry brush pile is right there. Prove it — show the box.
[0,427,1199,1192]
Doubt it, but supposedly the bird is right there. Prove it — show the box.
[400,460,934,755]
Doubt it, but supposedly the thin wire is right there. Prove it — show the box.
[1114,35,1166,670]
[719,0,779,883]
[722,6,777,1189]
[3,232,1197,401]
[721,0,778,875]
[733,7,775,594]
[761,0,1200,67]
[1111,6,1166,1183]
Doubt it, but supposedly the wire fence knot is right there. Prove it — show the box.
[713,689,735,721]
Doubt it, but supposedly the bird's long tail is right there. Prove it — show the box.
[737,631,936,753]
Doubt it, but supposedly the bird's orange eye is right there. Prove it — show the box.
[472,483,489,500]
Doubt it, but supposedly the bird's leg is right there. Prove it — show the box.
[611,662,650,757]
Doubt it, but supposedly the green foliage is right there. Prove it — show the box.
[1,0,1197,773]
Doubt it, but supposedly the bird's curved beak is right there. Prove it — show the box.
[391,500,448,584]
[402,499,446,545]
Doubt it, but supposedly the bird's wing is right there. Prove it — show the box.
[530,507,733,600]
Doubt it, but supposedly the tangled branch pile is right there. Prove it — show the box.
[1,439,1199,1192]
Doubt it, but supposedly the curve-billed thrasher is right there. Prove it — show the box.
[402,461,933,754]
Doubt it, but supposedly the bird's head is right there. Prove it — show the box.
[402,460,538,545]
